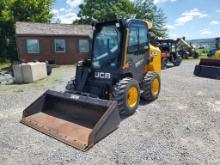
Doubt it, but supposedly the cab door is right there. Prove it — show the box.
[127,22,149,82]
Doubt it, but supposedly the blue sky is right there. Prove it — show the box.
[51,0,220,39]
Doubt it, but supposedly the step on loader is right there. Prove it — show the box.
[21,19,162,151]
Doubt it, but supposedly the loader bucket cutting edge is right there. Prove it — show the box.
[20,90,120,151]
[194,58,220,79]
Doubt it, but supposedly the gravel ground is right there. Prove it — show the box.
[0,61,220,165]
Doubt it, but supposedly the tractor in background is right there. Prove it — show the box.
[156,39,182,69]
[176,37,199,59]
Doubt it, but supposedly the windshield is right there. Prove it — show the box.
[92,26,121,69]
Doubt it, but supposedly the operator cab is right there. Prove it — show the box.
[92,21,122,69]
[91,19,150,82]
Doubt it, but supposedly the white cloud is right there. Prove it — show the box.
[170,33,178,37]
[169,33,182,39]
[66,0,83,8]
[175,8,207,26]
[51,9,59,15]
[59,8,65,12]
[165,24,176,29]
[210,20,219,25]
[51,0,84,24]
[154,0,176,4]
[200,29,212,35]
[51,6,79,24]
[53,12,79,24]
[216,10,220,13]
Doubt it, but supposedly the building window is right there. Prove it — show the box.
[54,39,66,53]
[78,39,89,53]
[26,39,40,53]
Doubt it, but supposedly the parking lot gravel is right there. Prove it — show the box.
[0,60,219,165]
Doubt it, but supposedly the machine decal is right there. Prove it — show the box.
[95,72,111,79]
[151,51,158,56]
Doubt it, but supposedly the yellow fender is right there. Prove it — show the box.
[215,50,220,58]
[144,44,161,76]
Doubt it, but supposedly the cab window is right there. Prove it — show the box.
[127,23,148,63]
[128,27,139,53]
[139,25,148,53]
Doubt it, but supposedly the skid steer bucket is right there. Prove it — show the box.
[20,90,120,151]
[194,58,220,79]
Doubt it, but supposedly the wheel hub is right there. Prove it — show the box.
[152,79,159,96]
[127,86,138,108]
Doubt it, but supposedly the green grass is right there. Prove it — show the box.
[182,48,209,61]
[0,64,75,95]
[196,48,209,57]
[0,60,11,71]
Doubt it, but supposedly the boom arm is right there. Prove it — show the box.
[176,38,194,50]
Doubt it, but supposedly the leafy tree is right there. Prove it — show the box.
[73,0,136,24]
[134,0,167,38]
[74,0,167,38]
[0,0,10,60]
[0,0,54,61]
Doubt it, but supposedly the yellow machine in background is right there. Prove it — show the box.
[215,50,220,58]
[215,38,220,58]
[194,37,220,79]
[20,19,162,151]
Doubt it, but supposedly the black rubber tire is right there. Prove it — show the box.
[183,53,189,59]
[141,72,161,101]
[161,58,168,70]
[173,56,182,66]
[65,79,76,91]
[112,77,140,116]
[193,52,199,59]
[207,51,213,57]
[47,65,52,76]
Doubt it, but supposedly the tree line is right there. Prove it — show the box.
[74,0,167,38]
[0,0,167,62]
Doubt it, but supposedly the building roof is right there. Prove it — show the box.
[16,22,93,38]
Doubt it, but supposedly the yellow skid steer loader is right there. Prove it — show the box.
[21,19,162,151]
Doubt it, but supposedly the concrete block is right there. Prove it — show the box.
[13,64,23,83]
[13,62,47,84]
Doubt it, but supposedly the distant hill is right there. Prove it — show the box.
[187,37,217,49]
